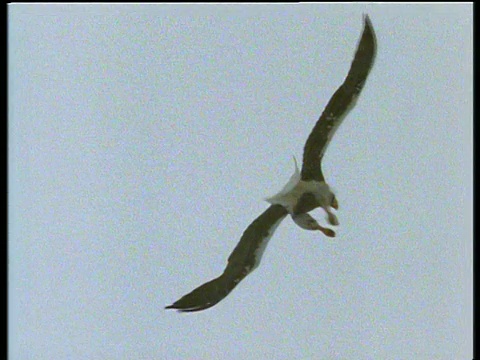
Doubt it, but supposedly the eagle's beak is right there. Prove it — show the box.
[331,197,339,210]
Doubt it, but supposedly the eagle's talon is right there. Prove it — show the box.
[319,227,336,238]
[327,211,339,226]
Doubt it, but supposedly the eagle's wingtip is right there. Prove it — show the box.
[165,304,188,312]
[363,14,373,30]
[361,13,377,49]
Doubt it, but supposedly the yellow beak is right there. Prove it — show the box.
[331,197,339,210]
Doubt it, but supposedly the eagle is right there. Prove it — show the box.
[166,14,377,312]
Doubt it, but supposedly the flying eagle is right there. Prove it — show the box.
[166,15,377,312]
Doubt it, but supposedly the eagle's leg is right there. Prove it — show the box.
[316,224,335,238]
[325,208,339,226]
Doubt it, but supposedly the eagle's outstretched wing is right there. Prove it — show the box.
[165,205,288,312]
[301,15,377,182]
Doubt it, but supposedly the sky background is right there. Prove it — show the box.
[9,4,473,360]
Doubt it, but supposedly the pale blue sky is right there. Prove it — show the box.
[9,4,472,359]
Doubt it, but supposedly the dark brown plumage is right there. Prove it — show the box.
[166,15,377,313]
